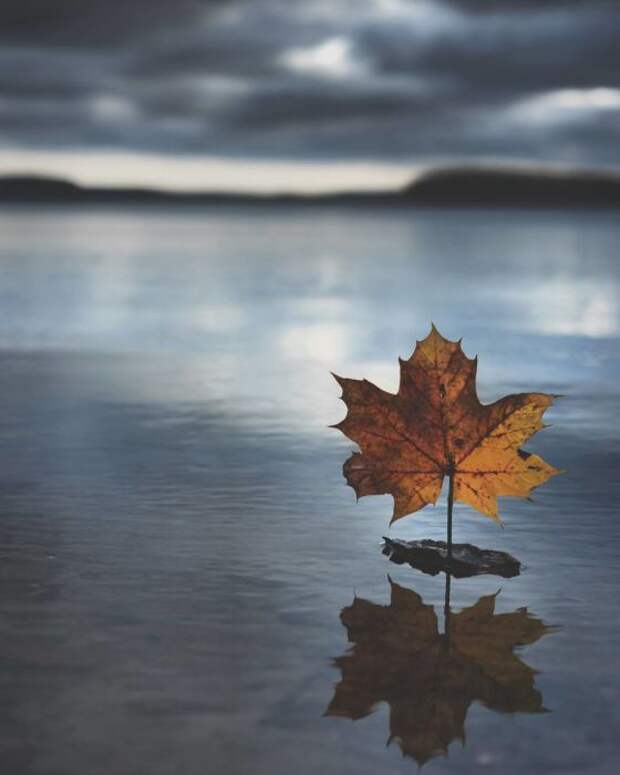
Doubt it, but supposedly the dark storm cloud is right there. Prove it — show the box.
[441,0,594,10]
[124,3,330,79]
[234,85,414,128]
[1,1,230,47]
[0,48,110,99]
[2,0,619,167]
[361,4,620,94]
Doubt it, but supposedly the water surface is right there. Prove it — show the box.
[0,205,619,774]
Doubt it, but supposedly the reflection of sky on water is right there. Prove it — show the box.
[0,207,618,417]
[2,209,618,343]
[0,205,619,774]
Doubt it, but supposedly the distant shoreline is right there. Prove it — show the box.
[1,166,620,209]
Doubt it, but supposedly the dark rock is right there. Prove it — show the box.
[382,537,521,578]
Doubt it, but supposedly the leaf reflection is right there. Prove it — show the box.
[325,576,554,766]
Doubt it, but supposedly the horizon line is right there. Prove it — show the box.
[1,149,620,196]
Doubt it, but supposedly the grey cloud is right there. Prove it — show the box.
[357,4,620,96]
[230,83,417,129]
[1,1,230,47]
[1,0,619,169]
[441,0,605,11]
[0,48,111,100]
[125,4,330,79]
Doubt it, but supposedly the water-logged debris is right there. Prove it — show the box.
[382,536,521,578]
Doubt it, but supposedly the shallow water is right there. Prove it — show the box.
[0,205,619,774]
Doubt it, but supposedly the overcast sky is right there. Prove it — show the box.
[2,0,619,191]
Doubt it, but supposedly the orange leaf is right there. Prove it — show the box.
[332,325,560,523]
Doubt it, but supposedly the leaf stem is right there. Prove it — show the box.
[447,470,454,560]
[443,571,452,647]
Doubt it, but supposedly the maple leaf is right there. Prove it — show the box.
[325,577,552,766]
[332,325,560,524]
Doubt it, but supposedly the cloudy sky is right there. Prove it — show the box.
[2,0,619,192]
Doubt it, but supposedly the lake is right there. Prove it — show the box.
[0,204,619,774]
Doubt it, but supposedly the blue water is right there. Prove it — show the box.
[0,205,619,774]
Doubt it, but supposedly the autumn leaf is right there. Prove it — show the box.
[325,577,552,766]
[332,325,560,523]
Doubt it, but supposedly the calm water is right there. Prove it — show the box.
[0,205,619,774]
